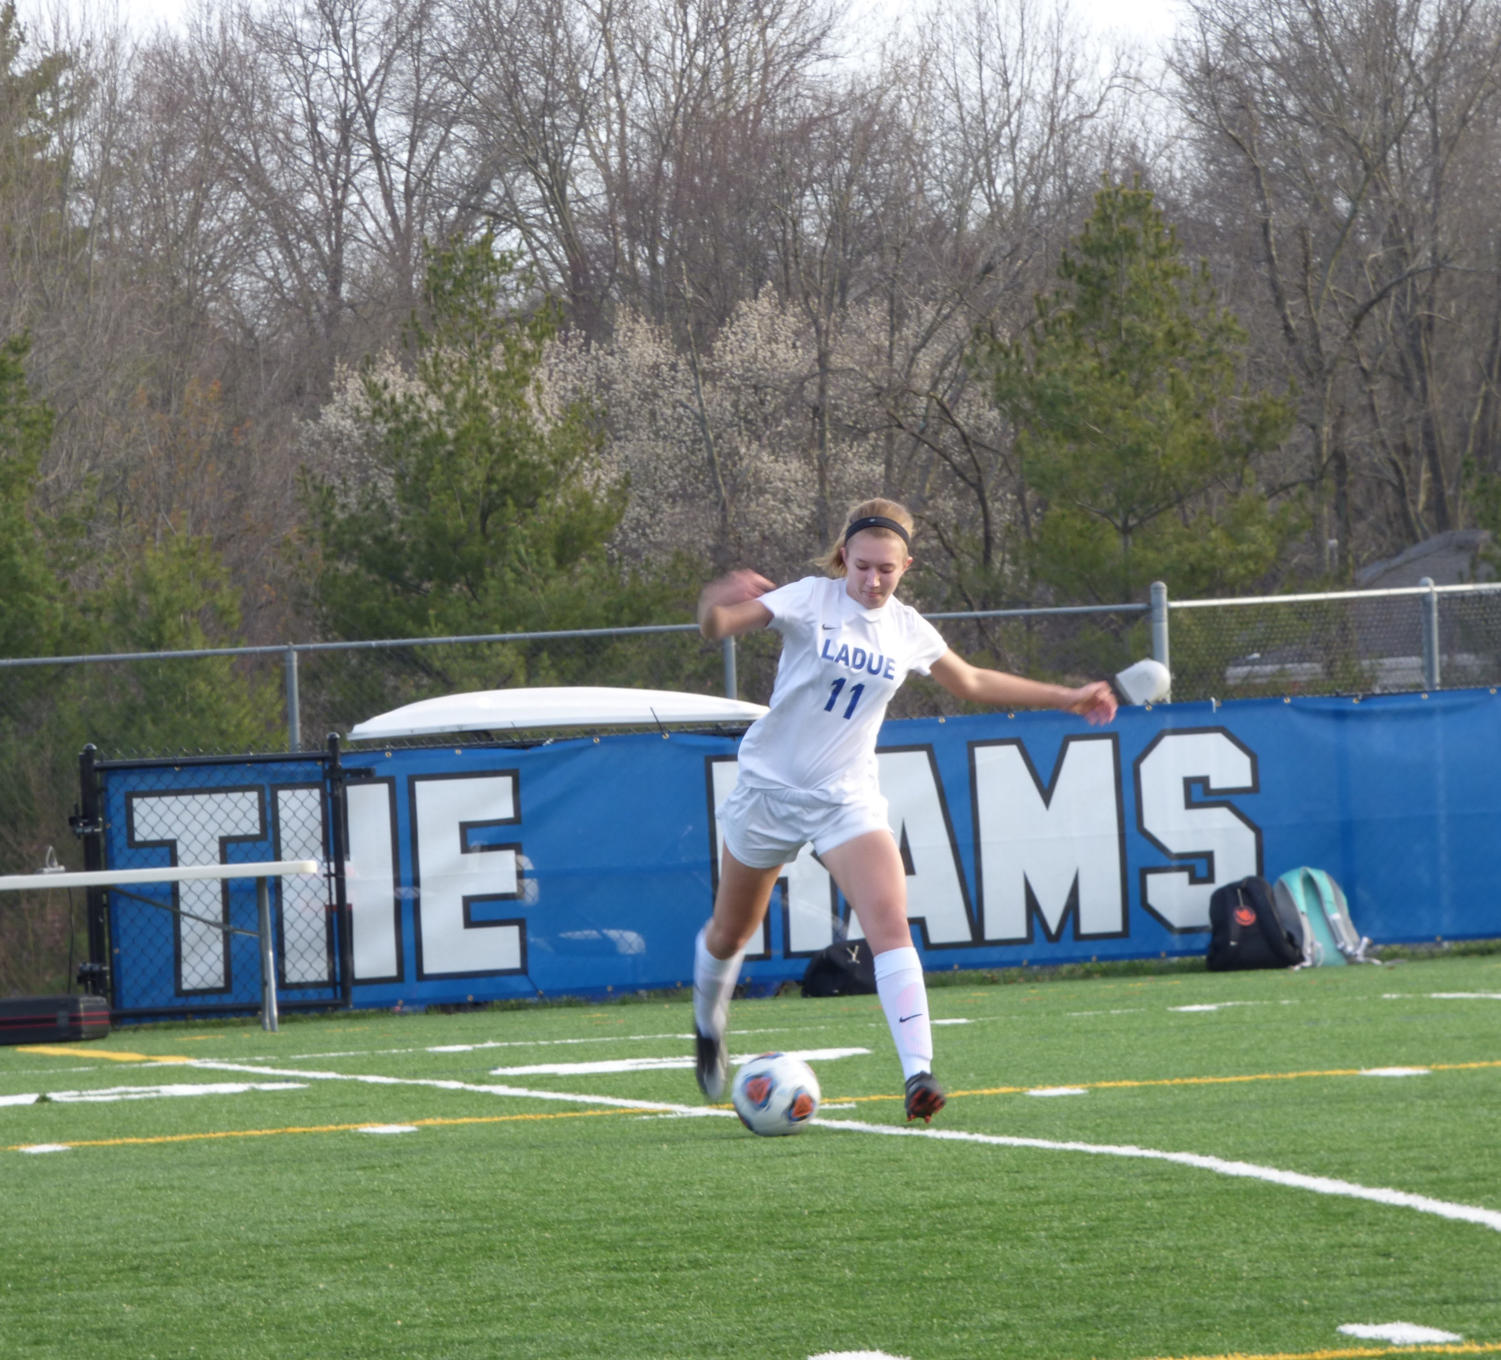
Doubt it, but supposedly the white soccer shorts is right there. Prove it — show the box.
[716,781,892,869]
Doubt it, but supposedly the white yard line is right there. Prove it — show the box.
[810,1118,1501,1235]
[172,1058,725,1114]
[155,1055,1501,1236]
[0,1082,304,1106]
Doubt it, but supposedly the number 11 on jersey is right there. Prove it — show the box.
[825,678,865,719]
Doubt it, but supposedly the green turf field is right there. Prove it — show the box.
[3,957,1500,1360]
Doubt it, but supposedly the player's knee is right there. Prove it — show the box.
[706,916,759,957]
[852,900,910,953]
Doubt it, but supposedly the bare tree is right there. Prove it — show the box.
[433,0,618,334]
[1170,0,1501,573]
[171,0,471,406]
[840,0,1140,605]
[439,0,844,339]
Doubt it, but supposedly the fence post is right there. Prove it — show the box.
[284,645,301,751]
[722,636,738,700]
[75,744,111,1004]
[257,877,280,1032]
[326,732,355,1010]
[1150,581,1170,685]
[1420,576,1441,690]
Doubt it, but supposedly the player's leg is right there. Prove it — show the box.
[819,829,946,1123]
[702,847,783,958]
[693,846,781,1099]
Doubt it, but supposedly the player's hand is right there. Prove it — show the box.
[1064,681,1118,726]
[701,569,775,609]
[697,570,776,638]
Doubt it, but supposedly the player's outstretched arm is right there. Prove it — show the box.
[929,651,1118,726]
[698,569,776,640]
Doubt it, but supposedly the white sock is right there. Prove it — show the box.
[874,945,934,1081]
[693,926,743,1040]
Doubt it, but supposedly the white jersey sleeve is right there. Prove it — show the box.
[732,576,949,797]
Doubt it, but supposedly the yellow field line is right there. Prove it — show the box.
[16,1044,1501,1094]
[6,1106,642,1151]
[932,1057,1501,1103]
[8,1052,1499,1150]
[15,1046,191,1063]
[771,1056,1501,1110]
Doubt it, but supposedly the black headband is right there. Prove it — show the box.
[843,515,911,548]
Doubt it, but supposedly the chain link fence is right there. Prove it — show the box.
[5,581,1501,995]
[75,750,341,1021]
[1167,582,1501,701]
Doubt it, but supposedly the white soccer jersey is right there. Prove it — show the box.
[733,575,949,797]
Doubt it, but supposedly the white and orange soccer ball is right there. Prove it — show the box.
[731,1052,820,1136]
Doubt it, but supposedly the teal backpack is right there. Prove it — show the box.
[1272,867,1377,966]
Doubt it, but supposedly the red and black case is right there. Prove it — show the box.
[0,995,111,1046]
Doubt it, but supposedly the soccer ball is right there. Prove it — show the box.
[731,1052,820,1136]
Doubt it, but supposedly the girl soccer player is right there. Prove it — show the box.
[692,498,1118,1122]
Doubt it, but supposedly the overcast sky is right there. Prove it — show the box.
[28,0,1184,47]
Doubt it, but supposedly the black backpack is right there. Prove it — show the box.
[1206,875,1306,971]
[800,939,877,997]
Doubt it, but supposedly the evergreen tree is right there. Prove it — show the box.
[72,536,284,755]
[0,332,60,659]
[0,328,280,994]
[0,1,79,273]
[977,181,1301,605]
[303,237,677,698]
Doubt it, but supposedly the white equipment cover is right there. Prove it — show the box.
[348,686,769,741]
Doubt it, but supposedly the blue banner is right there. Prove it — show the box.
[98,690,1501,1015]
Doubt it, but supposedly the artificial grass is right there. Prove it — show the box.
[1,956,1498,1360]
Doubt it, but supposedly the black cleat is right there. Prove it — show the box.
[695,1027,727,1100]
[904,1071,946,1123]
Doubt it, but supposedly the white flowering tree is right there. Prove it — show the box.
[544,289,835,580]
[300,237,689,699]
